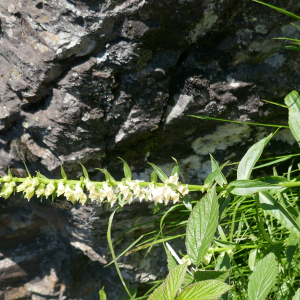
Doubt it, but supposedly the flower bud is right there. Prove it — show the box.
[202,252,213,265]
[2,175,12,182]
[31,178,40,187]
[84,179,95,192]
[0,183,14,199]
[45,181,56,198]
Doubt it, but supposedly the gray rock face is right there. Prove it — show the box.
[0,0,299,298]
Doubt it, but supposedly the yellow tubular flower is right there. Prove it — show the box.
[3,175,12,182]
[45,181,56,198]
[170,190,180,204]
[56,181,65,197]
[25,185,35,201]
[166,173,179,185]
[35,183,45,198]
[177,184,189,196]
[16,178,31,192]
[31,178,40,187]
[64,184,73,200]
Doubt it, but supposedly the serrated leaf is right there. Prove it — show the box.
[228,180,281,196]
[186,185,219,266]
[258,191,300,238]
[177,280,231,300]
[284,90,300,146]
[166,248,178,272]
[148,163,168,182]
[151,170,157,183]
[96,168,116,183]
[204,161,228,189]
[61,165,67,180]
[292,288,300,300]
[99,286,107,300]
[79,162,89,180]
[237,133,272,180]
[210,154,227,186]
[119,157,132,180]
[163,263,187,300]
[194,270,230,282]
[182,272,195,289]
[148,283,165,300]
[171,157,180,176]
[248,253,277,300]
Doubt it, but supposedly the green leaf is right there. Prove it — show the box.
[189,115,288,128]
[99,287,107,300]
[96,168,116,183]
[182,273,195,289]
[119,158,132,180]
[171,157,180,176]
[148,283,165,300]
[165,248,178,272]
[148,163,168,182]
[258,176,289,185]
[163,263,187,300]
[284,91,300,146]
[177,280,231,300]
[253,1,300,21]
[186,185,219,266]
[248,249,257,271]
[210,154,227,186]
[248,253,277,300]
[151,170,157,183]
[286,230,299,271]
[194,270,230,282]
[79,162,89,180]
[292,288,300,300]
[215,253,230,300]
[228,180,280,196]
[237,133,272,180]
[182,195,192,211]
[61,165,67,180]
[258,191,300,238]
[204,161,228,189]
[219,195,230,219]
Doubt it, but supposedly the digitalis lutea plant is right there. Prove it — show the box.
[0,161,190,208]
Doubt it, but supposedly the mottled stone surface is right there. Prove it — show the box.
[1,0,300,298]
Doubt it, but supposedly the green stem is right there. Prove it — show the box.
[107,210,132,298]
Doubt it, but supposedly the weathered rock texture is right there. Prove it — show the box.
[1,0,300,298]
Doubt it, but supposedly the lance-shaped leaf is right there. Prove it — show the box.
[259,191,300,238]
[171,157,180,176]
[248,253,277,300]
[237,133,272,180]
[292,288,300,300]
[148,163,168,182]
[148,283,165,300]
[204,161,228,189]
[61,165,67,180]
[285,91,300,146]
[119,157,132,180]
[99,287,107,300]
[96,168,116,184]
[177,280,231,300]
[151,170,157,183]
[79,162,89,180]
[163,263,187,300]
[186,185,219,266]
[210,154,227,186]
[286,226,299,271]
[228,180,281,196]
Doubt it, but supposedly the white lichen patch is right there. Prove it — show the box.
[274,128,297,146]
[189,6,218,43]
[227,76,240,88]
[191,123,251,156]
[166,94,193,124]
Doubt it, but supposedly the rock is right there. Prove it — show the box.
[1,0,300,298]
